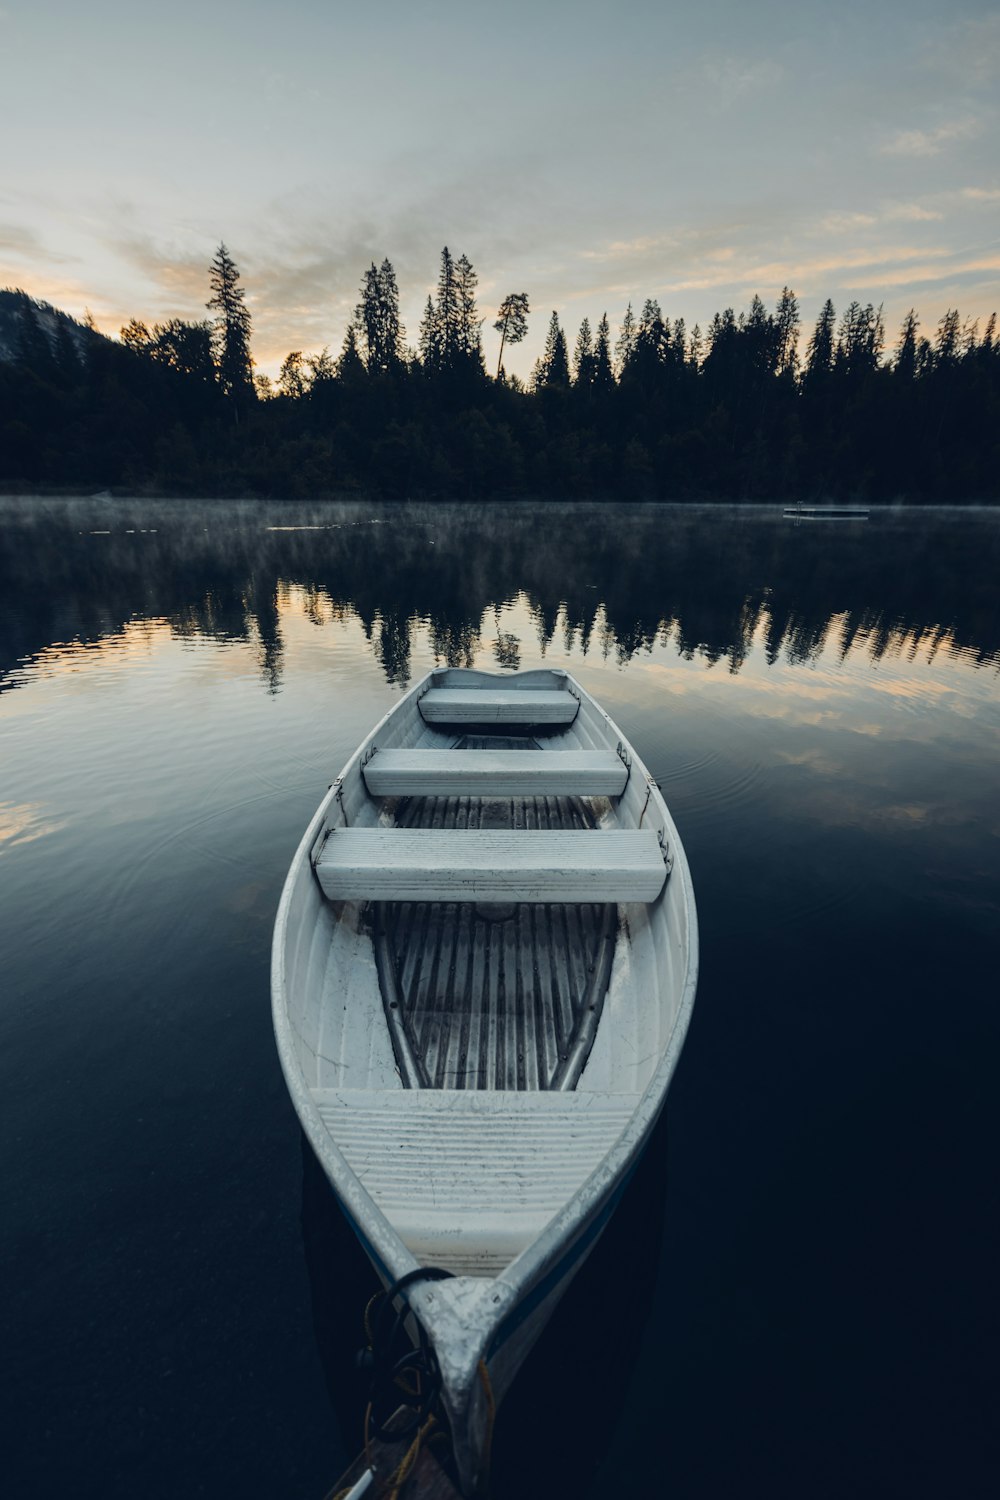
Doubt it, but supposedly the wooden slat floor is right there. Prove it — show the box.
[374,788,617,1090]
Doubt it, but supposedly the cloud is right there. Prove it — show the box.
[562,215,995,332]
[885,202,944,223]
[579,232,685,265]
[819,212,878,235]
[0,221,78,273]
[0,223,44,257]
[658,244,952,296]
[962,186,1000,203]
[818,203,943,236]
[840,254,1000,291]
[880,118,982,158]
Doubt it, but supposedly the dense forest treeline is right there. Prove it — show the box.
[1,244,998,500]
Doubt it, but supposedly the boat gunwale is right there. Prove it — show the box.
[270,664,699,1335]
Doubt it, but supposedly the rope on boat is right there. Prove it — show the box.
[382,1412,439,1500]
[363,1266,455,1442]
[329,1267,498,1500]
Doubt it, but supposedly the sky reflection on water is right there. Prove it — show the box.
[0,498,997,1499]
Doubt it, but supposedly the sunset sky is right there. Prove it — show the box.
[2,0,998,378]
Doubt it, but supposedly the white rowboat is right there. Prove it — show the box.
[271,668,698,1494]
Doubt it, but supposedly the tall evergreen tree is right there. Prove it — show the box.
[573,317,595,387]
[805,299,836,382]
[742,295,776,378]
[355,258,405,373]
[418,295,439,370]
[334,326,364,384]
[455,253,484,371]
[593,313,614,390]
[672,317,687,366]
[535,311,570,389]
[207,243,254,408]
[435,246,460,370]
[773,287,800,378]
[615,302,638,376]
[895,310,919,381]
[628,299,669,389]
[935,308,961,365]
[493,292,530,379]
[835,301,884,378]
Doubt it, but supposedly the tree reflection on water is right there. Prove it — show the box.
[1,499,998,696]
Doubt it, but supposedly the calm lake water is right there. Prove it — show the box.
[2,497,998,1499]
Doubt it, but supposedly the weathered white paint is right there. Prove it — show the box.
[311,1088,641,1274]
[314,828,666,904]
[419,688,578,724]
[363,748,627,797]
[271,665,699,1497]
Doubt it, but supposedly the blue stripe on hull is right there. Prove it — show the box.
[488,1165,635,1362]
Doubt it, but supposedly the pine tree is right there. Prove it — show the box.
[805,299,836,382]
[334,327,364,384]
[615,302,637,377]
[742,295,776,377]
[573,317,594,387]
[774,287,800,378]
[355,262,382,372]
[435,246,460,369]
[418,295,439,370]
[207,243,254,407]
[536,312,570,389]
[672,317,687,366]
[836,302,884,377]
[593,313,614,390]
[639,298,666,343]
[895,311,919,381]
[455,253,484,372]
[628,299,668,388]
[935,309,961,365]
[355,259,405,373]
[493,292,530,379]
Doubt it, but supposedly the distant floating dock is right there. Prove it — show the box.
[784,505,870,521]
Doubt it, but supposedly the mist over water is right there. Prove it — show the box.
[1,498,997,1498]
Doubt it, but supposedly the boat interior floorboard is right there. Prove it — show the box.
[374,741,616,1090]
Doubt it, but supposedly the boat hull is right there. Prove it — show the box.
[271,667,699,1494]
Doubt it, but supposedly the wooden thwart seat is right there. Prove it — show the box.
[363,748,627,797]
[314,828,666,903]
[418,688,578,724]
